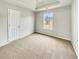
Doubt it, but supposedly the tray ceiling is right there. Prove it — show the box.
[1,0,72,11]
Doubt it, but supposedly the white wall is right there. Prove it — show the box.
[0,7,7,46]
[72,0,78,55]
[0,1,34,46]
[19,11,34,38]
[35,6,72,40]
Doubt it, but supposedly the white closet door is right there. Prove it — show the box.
[8,9,20,42]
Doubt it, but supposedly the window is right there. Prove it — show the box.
[43,11,54,30]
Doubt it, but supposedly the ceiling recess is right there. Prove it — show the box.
[1,0,72,11]
[36,0,59,8]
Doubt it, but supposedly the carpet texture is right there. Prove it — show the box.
[0,33,77,59]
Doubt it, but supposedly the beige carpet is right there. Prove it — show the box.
[0,33,77,59]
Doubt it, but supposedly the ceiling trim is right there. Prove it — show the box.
[36,1,60,9]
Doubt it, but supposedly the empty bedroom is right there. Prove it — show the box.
[0,0,78,59]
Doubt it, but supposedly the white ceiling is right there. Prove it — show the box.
[36,0,59,7]
[1,0,72,11]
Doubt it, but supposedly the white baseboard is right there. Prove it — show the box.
[0,41,9,47]
[0,32,34,47]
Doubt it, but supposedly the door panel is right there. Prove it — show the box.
[8,9,20,42]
